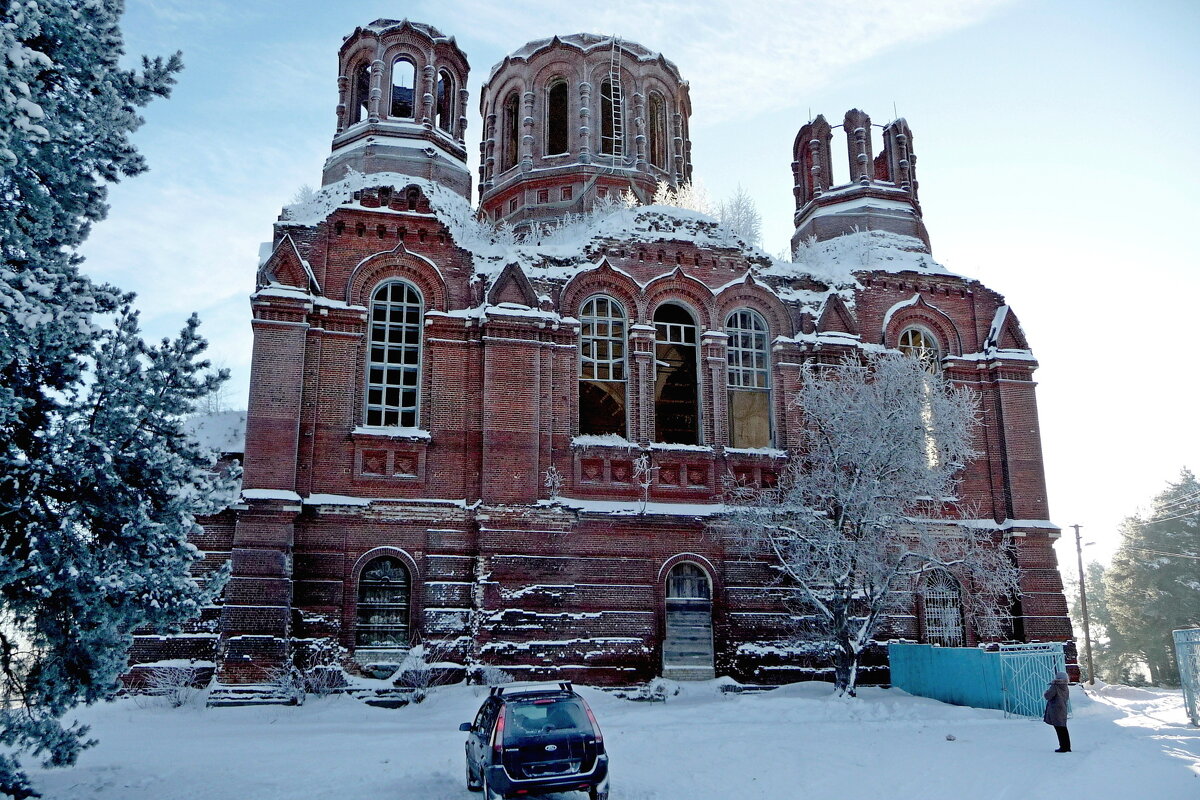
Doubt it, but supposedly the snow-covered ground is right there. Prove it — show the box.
[28,681,1198,799]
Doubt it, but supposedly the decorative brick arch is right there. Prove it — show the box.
[644,267,715,328]
[348,546,422,648]
[561,258,643,320]
[714,277,794,340]
[881,294,962,356]
[346,243,448,311]
[657,552,719,588]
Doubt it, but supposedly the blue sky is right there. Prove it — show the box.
[84,0,1200,568]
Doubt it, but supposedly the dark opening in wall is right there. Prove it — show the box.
[654,304,700,445]
[547,80,569,155]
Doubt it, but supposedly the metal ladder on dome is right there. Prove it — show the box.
[605,36,625,163]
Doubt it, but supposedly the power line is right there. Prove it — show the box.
[1120,545,1200,561]
[1153,489,1200,512]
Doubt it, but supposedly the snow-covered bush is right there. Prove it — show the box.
[471,665,516,687]
[136,664,207,709]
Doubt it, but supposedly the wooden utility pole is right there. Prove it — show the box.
[1072,524,1096,685]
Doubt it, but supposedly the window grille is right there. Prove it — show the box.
[390,59,415,119]
[366,281,422,428]
[356,556,410,647]
[922,569,964,647]
[579,296,627,436]
[726,309,771,448]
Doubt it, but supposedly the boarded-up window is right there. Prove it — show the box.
[436,70,454,132]
[654,304,699,445]
[356,556,410,647]
[579,296,627,436]
[366,281,422,427]
[547,79,569,155]
[649,92,667,169]
[726,309,771,448]
[503,92,520,170]
[390,58,415,119]
[354,62,372,123]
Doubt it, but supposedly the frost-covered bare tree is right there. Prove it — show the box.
[719,352,1019,696]
[717,184,762,246]
[652,179,715,216]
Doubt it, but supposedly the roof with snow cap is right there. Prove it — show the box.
[486,33,684,83]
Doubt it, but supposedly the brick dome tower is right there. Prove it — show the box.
[790,109,930,253]
[323,19,471,198]
[478,34,692,227]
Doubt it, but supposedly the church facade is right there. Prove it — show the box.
[133,19,1075,697]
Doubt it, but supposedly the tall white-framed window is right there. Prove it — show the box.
[390,58,416,119]
[579,295,627,437]
[921,569,964,647]
[726,309,771,448]
[366,281,423,428]
[356,556,410,648]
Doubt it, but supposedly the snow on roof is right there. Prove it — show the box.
[487,33,682,83]
[183,410,246,455]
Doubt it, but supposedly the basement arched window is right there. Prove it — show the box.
[726,309,771,448]
[503,91,520,171]
[921,569,964,647]
[436,69,454,132]
[546,78,569,155]
[356,556,410,648]
[654,304,700,445]
[366,281,423,428]
[390,58,415,119]
[579,295,627,437]
[648,92,667,170]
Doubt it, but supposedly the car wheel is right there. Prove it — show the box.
[466,760,482,792]
[588,783,609,800]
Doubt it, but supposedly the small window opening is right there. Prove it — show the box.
[406,187,420,211]
[508,197,519,214]
[654,304,700,445]
[377,224,387,238]
[390,59,415,119]
[355,222,365,237]
[561,186,573,202]
[537,189,549,204]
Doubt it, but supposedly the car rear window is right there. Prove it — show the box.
[505,698,590,739]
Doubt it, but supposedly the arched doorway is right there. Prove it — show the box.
[663,562,715,680]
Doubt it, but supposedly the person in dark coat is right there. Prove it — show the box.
[1043,671,1071,752]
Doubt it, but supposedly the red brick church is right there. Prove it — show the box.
[135,19,1075,699]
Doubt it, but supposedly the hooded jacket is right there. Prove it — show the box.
[1043,671,1069,726]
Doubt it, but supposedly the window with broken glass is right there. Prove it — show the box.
[366,281,423,427]
[899,326,942,465]
[578,296,627,437]
[356,556,411,647]
[921,569,964,647]
[390,58,415,119]
[654,304,700,445]
[725,309,771,448]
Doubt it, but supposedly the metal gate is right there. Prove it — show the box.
[1174,628,1200,727]
[998,643,1067,719]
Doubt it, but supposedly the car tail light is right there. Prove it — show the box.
[583,700,604,753]
[492,706,507,760]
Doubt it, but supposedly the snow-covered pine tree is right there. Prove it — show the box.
[718,352,1019,696]
[1105,469,1200,685]
[0,3,230,797]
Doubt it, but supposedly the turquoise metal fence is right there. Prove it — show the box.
[889,642,1067,717]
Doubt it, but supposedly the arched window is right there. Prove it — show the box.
[436,70,454,132]
[502,91,520,171]
[667,562,711,600]
[366,281,423,428]
[579,296,627,437]
[353,61,372,124]
[546,79,569,155]
[600,80,622,156]
[648,92,667,169]
[390,58,415,119]
[726,309,771,448]
[654,304,700,445]
[921,569,964,647]
[898,326,941,374]
[356,556,410,647]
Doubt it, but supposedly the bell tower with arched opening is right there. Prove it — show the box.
[323,19,472,198]
[478,34,692,228]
